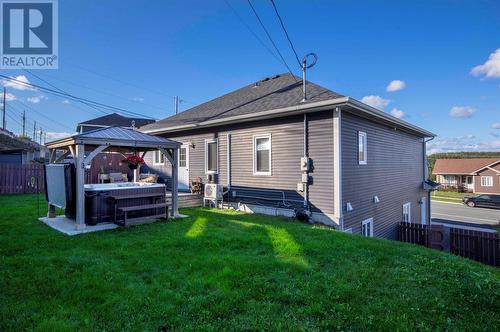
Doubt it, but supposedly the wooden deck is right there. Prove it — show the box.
[166,192,202,208]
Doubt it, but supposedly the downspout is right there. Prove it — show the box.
[227,133,231,189]
[303,113,309,210]
[423,136,434,225]
[333,107,343,231]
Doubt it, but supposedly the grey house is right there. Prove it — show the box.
[141,74,435,239]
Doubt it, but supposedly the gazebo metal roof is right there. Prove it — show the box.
[46,126,181,150]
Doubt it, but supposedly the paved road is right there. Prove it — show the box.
[432,201,500,230]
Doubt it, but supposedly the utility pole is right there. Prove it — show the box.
[2,87,5,130]
[22,110,26,136]
[44,132,46,145]
[39,128,42,145]
[174,96,181,115]
[33,121,37,141]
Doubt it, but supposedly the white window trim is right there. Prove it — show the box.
[481,176,493,187]
[361,218,373,237]
[358,131,367,165]
[205,138,218,174]
[152,150,164,165]
[253,134,272,176]
[403,202,411,223]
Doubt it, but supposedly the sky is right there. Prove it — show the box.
[1,0,499,154]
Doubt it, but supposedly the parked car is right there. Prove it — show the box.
[463,194,500,209]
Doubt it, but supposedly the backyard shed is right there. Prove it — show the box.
[44,126,181,232]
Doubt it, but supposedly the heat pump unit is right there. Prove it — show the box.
[204,184,223,199]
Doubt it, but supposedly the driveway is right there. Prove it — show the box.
[431,201,500,231]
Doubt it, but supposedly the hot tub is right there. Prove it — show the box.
[84,182,166,225]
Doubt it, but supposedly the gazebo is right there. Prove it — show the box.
[44,126,181,232]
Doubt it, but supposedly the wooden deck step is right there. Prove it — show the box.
[119,203,166,212]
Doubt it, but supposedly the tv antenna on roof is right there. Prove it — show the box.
[301,53,318,102]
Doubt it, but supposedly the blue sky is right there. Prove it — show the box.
[2,0,499,153]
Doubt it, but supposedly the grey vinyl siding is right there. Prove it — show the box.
[341,112,426,239]
[146,112,336,215]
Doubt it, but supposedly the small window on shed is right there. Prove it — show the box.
[358,131,367,165]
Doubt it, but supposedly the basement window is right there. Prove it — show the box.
[358,131,367,165]
[481,176,493,187]
[403,202,411,223]
[205,139,218,174]
[361,218,373,237]
[253,134,271,175]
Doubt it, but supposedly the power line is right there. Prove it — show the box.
[0,74,156,120]
[269,0,301,66]
[223,0,289,70]
[25,70,171,113]
[24,70,109,117]
[246,0,297,79]
[12,99,74,132]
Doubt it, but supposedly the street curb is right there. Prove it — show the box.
[431,200,462,206]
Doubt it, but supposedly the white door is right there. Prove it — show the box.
[420,197,427,225]
[178,144,189,191]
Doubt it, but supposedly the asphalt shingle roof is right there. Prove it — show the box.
[79,113,155,129]
[433,158,500,174]
[141,73,343,131]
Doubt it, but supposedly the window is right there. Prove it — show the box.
[179,147,187,168]
[205,139,218,173]
[153,150,164,165]
[253,134,271,175]
[358,131,367,165]
[361,218,373,237]
[402,202,411,223]
[444,175,457,184]
[481,176,493,187]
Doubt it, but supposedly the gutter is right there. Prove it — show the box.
[140,96,435,138]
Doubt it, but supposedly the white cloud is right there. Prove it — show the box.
[27,95,47,104]
[45,132,73,140]
[491,122,500,129]
[427,136,500,154]
[386,80,406,92]
[2,75,35,91]
[129,97,144,102]
[389,108,405,119]
[471,48,500,78]
[361,95,390,110]
[449,106,476,118]
[4,92,16,101]
[61,99,70,104]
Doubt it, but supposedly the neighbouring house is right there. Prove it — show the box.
[0,129,48,164]
[433,158,500,194]
[140,73,435,239]
[76,113,155,133]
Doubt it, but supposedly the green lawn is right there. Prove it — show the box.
[1,194,499,331]
[432,191,467,203]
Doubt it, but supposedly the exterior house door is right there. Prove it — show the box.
[466,176,473,191]
[178,144,189,191]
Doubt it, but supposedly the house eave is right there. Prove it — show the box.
[141,97,435,138]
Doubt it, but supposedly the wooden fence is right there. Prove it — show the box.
[398,222,499,266]
[0,164,45,194]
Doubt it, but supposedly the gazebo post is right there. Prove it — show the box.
[171,148,179,217]
[75,143,86,230]
[47,148,57,218]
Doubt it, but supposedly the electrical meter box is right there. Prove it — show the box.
[300,157,310,171]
